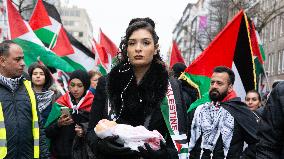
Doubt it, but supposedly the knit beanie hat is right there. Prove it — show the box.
[69,70,90,92]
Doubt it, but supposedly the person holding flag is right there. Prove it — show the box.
[187,66,258,158]
[87,17,188,159]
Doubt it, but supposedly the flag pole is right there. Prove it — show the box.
[49,25,61,49]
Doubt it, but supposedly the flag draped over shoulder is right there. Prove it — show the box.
[45,91,94,128]
[29,0,96,71]
[6,0,75,72]
[180,10,256,111]
[170,40,185,68]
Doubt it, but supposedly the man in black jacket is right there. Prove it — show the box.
[188,66,258,159]
[0,40,49,158]
[256,81,284,158]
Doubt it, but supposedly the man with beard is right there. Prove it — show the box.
[187,66,258,159]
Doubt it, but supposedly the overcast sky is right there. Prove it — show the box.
[65,0,189,60]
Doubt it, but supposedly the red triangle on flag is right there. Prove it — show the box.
[51,27,74,56]
[185,10,244,78]
[29,0,52,31]
[6,0,29,39]
[170,40,185,68]
[94,40,109,69]
[99,29,118,57]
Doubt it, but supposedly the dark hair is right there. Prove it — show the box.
[28,63,53,91]
[69,70,90,93]
[213,66,235,85]
[0,40,17,57]
[172,63,187,78]
[118,17,163,64]
[246,90,261,101]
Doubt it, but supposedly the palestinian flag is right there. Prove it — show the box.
[5,0,75,72]
[45,91,94,127]
[169,40,185,68]
[91,38,109,75]
[29,0,74,56]
[180,10,256,111]
[249,20,266,77]
[160,82,188,159]
[29,0,96,71]
[99,29,119,58]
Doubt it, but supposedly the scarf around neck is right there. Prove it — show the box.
[189,90,237,158]
[36,90,54,113]
[56,90,94,113]
[0,74,23,92]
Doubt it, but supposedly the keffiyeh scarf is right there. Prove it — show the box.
[189,102,234,158]
[0,74,22,92]
[35,90,54,113]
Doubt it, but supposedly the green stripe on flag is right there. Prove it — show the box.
[98,64,107,75]
[62,56,86,71]
[160,97,174,135]
[259,44,266,61]
[182,72,211,97]
[13,38,75,72]
[34,28,57,47]
[44,102,62,128]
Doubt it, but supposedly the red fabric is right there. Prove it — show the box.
[99,29,118,57]
[170,40,185,68]
[95,40,109,69]
[29,0,52,31]
[56,91,94,112]
[222,90,237,102]
[185,10,245,77]
[51,27,74,56]
[6,0,29,39]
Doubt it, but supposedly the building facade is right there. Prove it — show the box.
[172,0,228,65]
[58,5,93,49]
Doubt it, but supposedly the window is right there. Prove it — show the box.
[73,31,79,37]
[79,32,83,37]
[278,51,282,74]
[270,53,275,75]
[282,50,284,73]
[281,13,284,36]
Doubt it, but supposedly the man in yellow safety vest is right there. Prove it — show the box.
[0,40,49,158]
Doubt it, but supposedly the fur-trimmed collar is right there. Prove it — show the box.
[107,61,169,126]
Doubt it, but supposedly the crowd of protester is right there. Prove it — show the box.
[1,17,283,159]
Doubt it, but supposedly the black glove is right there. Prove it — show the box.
[97,135,137,156]
[138,140,177,159]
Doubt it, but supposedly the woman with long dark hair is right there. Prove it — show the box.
[87,18,188,159]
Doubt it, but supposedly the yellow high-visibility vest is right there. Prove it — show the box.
[0,80,40,158]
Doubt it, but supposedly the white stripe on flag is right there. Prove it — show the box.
[232,63,246,101]
[67,45,96,71]
[171,133,187,141]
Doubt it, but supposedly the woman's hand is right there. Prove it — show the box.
[57,114,74,127]
[75,124,84,137]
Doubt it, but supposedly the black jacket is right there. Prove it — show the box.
[256,82,284,159]
[188,98,258,159]
[0,79,49,159]
[87,62,187,159]
[45,107,89,158]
